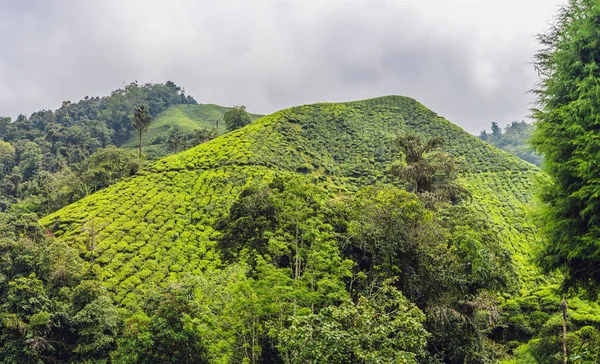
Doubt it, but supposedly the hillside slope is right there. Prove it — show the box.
[122,104,262,157]
[41,96,541,305]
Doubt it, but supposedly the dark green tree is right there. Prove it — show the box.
[277,280,428,364]
[0,141,15,176]
[132,105,152,158]
[78,145,141,193]
[531,0,600,292]
[224,105,252,132]
[112,283,209,364]
[0,212,119,363]
[490,121,501,137]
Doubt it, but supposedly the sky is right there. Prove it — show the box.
[0,0,566,134]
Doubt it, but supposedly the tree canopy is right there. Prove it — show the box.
[223,105,252,132]
[531,0,600,292]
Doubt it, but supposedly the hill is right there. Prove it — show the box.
[40,95,588,361]
[42,96,540,291]
[122,104,263,157]
[0,81,198,213]
[479,121,541,166]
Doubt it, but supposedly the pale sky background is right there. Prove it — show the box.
[0,0,566,134]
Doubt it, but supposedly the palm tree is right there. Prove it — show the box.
[391,132,468,203]
[132,105,152,158]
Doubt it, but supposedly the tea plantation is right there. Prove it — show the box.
[39,96,598,361]
[42,96,539,295]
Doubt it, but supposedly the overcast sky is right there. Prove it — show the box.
[0,0,566,134]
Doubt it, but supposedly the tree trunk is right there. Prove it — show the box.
[138,130,142,159]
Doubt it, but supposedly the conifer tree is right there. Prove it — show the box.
[531,0,600,291]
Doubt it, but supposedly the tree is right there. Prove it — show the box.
[224,105,252,132]
[390,132,468,204]
[0,212,119,363]
[277,280,428,364]
[490,121,501,137]
[531,0,600,292]
[0,141,15,175]
[338,186,513,362]
[167,127,187,152]
[78,145,141,192]
[132,105,152,158]
[112,283,209,364]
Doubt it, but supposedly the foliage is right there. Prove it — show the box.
[391,132,470,205]
[531,0,600,292]
[277,280,428,364]
[38,96,547,360]
[112,282,209,364]
[336,185,513,363]
[0,81,196,213]
[0,211,119,363]
[224,105,253,132]
[479,121,541,166]
[77,145,141,192]
[498,287,600,363]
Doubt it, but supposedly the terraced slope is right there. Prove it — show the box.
[41,96,541,306]
[122,103,262,156]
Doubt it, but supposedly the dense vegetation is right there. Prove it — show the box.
[0,81,197,214]
[479,121,541,166]
[5,4,600,356]
[531,0,600,294]
[19,94,593,363]
[0,82,261,216]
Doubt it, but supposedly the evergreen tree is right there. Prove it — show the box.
[531,0,600,291]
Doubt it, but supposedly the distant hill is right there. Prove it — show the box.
[479,121,541,166]
[0,81,199,213]
[122,104,263,157]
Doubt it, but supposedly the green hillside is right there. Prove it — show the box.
[42,96,540,298]
[39,95,585,361]
[122,104,262,157]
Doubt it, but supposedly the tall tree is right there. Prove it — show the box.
[223,105,252,132]
[531,0,600,292]
[0,141,15,175]
[132,105,152,158]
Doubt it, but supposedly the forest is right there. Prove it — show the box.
[3,1,600,363]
